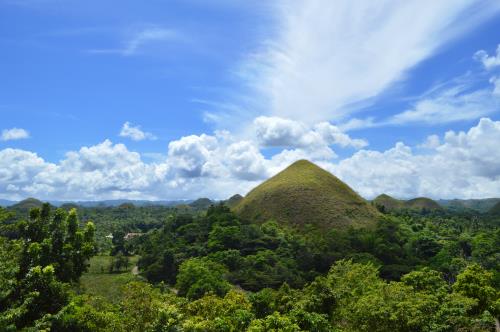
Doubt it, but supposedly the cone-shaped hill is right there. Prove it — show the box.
[224,194,244,209]
[10,198,44,210]
[234,160,379,230]
[373,194,405,212]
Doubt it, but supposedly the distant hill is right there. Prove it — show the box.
[373,194,442,213]
[405,197,442,211]
[10,198,44,210]
[488,201,500,215]
[224,194,244,209]
[234,160,379,230]
[5,199,191,208]
[60,203,80,210]
[438,198,500,213]
[373,194,405,212]
[188,198,214,210]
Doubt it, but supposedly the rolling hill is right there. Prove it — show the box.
[373,194,405,212]
[234,160,379,230]
[10,198,44,210]
[373,194,442,212]
[438,198,500,213]
[405,197,442,211]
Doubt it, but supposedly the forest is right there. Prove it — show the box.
[0,199,498,331]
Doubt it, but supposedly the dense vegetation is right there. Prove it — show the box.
[1,166,499,331]
[0,204,96,330]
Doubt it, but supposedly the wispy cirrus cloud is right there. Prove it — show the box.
[389,83,500,125]
[231,0,500,124]
[88,27,181,56]
[340,70,500,130]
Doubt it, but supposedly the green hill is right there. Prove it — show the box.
[488,201,500,215]
[438,198,500,213]
[188,198,213,210]
[224,194,244,209]
[10,198,44,210]
[234,160,379,230]
[405,197,442,211]
[373,194,405,212]
[372,195,442,213]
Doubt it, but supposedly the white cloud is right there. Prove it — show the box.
[254,116,367,151]
[418,134,440,149]
[389,84,500,125]
[1,128,30,141]
[3,118,500,201]
[474,44,500,70]
[332,118,500,199]
[167,134,220,178]
[89,27,180,56]
[490,76,500,96]
[237,0,500,124]
[119,122,156,141]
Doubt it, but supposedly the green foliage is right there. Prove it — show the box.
[452,263,497,315]
[0,204,96,330]
[176,257,231,299]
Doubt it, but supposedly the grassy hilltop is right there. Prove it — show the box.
[235,159,380,230]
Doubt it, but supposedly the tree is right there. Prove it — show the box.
[452,263,497,314]
[0,205,96,330]
[176,258,231,299]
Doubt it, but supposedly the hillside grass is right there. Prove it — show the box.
[373,194,442,212]
[79,255,140,303]
[235,160,379,230]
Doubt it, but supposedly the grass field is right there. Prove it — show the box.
[79,255,141,303]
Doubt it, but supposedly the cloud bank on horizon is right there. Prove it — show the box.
[1,0,500,201]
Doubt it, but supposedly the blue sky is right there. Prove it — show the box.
[1,0,500,201]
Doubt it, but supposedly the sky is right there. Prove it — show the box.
[1,0,500,201]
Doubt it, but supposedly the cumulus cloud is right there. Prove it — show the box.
[2,118,500,201]
[237,0,500,123]
[119,122,157,141]
[1,128,30,141]
[418,135,440,149]
[332,118,500,199]
[167,134,220,178]
[474,44,500,70]
[254,116,368,151]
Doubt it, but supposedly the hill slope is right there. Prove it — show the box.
[234,160,379,230]
[373,194,442,213]
[373,194,405,212]
[10,198,44,210]
[224,194,244,209]
[405,197,442,211]
[489,201,500,215]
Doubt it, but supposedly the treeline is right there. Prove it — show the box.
[137,205,500,290]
